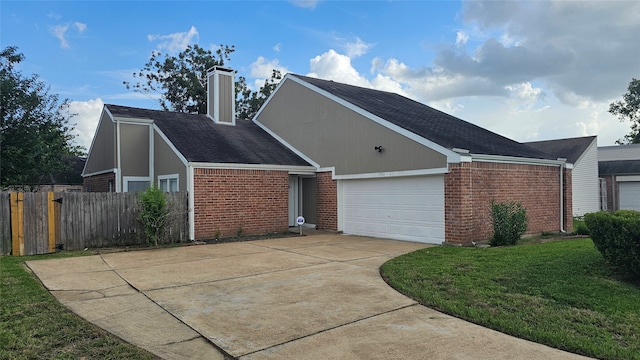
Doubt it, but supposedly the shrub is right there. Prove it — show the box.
[490,200,528,246]
[573,216,590,235]
[584,210,640,278]
[137,185,169,246]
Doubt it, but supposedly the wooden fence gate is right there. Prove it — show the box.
[0,191,188,256]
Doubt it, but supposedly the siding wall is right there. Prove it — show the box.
[256,79,447,175]
[445,162,572,244]
[83,111,115,175]
[572,140,600,216]
[193,168,289,239]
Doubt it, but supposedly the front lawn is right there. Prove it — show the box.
[0,253,158,360]
[380,239,640,360]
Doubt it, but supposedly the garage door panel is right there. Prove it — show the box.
[619,182,640,211]
[342,175,444,244]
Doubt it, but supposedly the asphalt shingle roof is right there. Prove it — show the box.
[599,160,640,175]
[525,136,596,164]
[106,104,310,166]
[293,74,553,160]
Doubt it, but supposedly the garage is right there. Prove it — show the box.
[619,182,640,211]
[340,175,445,244]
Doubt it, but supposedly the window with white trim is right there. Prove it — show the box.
[123,176,151,192]
[158,174,179,192]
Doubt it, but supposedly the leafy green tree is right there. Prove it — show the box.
[610,78,640,144]
[124,44,234,114]
[125,44,281,119]
[0,46,83,191]
[236,69,282,120]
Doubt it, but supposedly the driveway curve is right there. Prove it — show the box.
[27,233,591,359]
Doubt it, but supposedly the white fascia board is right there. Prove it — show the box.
[114,117,154,125]
[616,175,640,182]
[317,166,448,180]
[189,162,317,173]
[82,168,117,178]
[471,153,571,167]
[252,119,321,168]
[152,124,189,166]
[284,74,462,163]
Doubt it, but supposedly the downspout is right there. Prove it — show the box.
[558,158,567,233]
[188,164,195,241]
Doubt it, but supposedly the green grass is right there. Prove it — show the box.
[0,253,158,360]
[380,239,640,360]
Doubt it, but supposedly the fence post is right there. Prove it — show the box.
[10,192,25,256]
[48,192,56,253]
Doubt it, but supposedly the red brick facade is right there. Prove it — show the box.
[315,171,338,230]
[83,172,115,192]
[193,168,289,240]
[445,162,572,244]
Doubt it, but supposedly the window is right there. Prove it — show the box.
[123,177,151,192]
[158,174,179,192]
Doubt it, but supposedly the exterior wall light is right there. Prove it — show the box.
[374,145,384,153]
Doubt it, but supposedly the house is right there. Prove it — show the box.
[526,136,599,216]
[598,143,640,211]
[83,68,572,245]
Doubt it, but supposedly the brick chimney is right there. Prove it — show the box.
[207,66,236,125]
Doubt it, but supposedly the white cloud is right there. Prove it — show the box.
[147,26,199,54]
[50,24,70,48]
[49,21,87,48]
[249,56,288,90]
[344,37,372,58]
[67,98,104,151]
[308,50,371,88]
[74,22,87,33]
[456,31,469,46]
[290,0,320,9]
[273,43,282,52]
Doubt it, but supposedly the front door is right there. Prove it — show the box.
[288,176,300,227]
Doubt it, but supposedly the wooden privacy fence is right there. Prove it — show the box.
[0,191,189,256]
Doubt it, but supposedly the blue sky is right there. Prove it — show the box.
[2,1,639,151]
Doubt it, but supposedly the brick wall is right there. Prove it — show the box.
[83,172,115,192]
[603,175,617,211]
[193,168,289,240]
[315,171,338,230]
[445,162,572,244]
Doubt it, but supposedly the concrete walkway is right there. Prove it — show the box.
[27,234,591,359]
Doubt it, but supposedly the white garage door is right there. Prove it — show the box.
[619,182,640,211]
[341,175,445,244]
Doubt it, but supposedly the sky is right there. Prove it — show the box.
[2,0,639,152]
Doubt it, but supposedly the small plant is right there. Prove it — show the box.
[584,210,640,278]
[214,230,221,241]
[137,185,169,246]
[236,227,244,238]
[490,200,528,246]
[573,216,590,235]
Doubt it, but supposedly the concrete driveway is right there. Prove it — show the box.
[27,233,590,359]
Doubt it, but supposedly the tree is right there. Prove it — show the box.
[610,78,640,144]
[124,44,234,114]
[236,69,282,120]
[125,44,282,119]
[0,46,83,191]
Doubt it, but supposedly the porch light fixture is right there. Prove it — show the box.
[374,145,384,153]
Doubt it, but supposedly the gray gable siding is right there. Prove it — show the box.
[293,75,552,160]
[83,110,116,176]
[255,78,448,176]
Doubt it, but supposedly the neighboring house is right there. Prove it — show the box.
[83,68,572,245]
[38,155,85,192]
[526,136,599,217]
[598,143,640,211]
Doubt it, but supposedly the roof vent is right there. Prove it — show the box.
[207,66,236,125]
